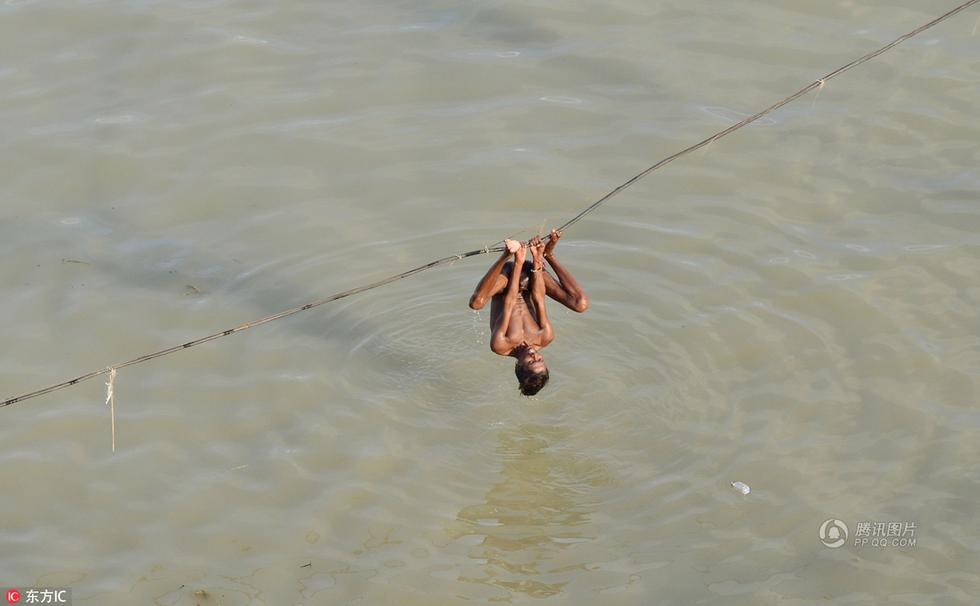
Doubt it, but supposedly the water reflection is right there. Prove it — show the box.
[450,423,608,599]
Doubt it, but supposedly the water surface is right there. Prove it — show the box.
[1,1,978,604]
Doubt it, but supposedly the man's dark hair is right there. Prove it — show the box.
[515,364,550,396]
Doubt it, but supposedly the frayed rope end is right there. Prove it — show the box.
[105,368,117,453]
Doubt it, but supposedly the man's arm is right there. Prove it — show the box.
[490,243,526,354]
[529,237,555,347]
[543,229,589,313]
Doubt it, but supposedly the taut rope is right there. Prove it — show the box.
[3,0,977,410]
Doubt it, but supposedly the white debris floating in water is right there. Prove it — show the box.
[731,481,751,495]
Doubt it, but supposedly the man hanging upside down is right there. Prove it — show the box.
[468,229,588,396]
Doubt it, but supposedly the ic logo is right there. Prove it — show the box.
[819,518,849,548]
[5,589,20,604]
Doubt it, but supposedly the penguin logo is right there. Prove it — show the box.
[819,518,849,548]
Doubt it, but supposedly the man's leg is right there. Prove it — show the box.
[469,252,512,310]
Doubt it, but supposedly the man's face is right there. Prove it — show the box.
[521,347,547,374]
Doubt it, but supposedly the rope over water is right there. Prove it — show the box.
[3,0,978,411]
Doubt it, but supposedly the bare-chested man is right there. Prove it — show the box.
[469,229,588,396]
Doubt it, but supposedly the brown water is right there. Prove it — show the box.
[1,1,979,604]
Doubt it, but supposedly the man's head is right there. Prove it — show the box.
[515,346,549,396]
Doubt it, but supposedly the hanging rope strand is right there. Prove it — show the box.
[3,0,977,410]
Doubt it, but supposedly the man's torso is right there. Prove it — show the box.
[490,261,544,350]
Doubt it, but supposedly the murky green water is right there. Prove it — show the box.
[2,1,978,604]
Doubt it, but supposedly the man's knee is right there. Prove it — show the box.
[572,294,589,313]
